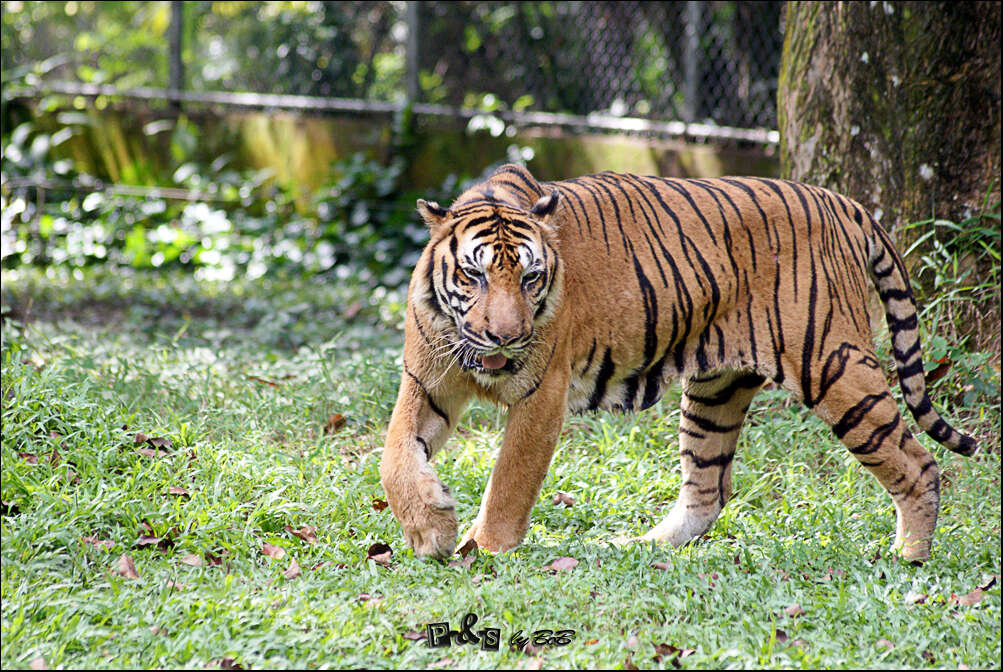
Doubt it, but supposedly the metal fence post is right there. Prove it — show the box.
[169,0,184,111]
[683,0,702,123]
[406,2,420,105]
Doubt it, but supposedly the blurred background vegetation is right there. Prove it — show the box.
[0,1,998,398]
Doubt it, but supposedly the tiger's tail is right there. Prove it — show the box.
[867,221,978,456]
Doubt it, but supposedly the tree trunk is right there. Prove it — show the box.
[778,1,1001,348]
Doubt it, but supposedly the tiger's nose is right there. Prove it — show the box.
[485,329,522,346]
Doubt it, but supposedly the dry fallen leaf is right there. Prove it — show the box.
[180,554,203,567]
[166,580,189,590]
[284,525,318,544]
[282,558,301,580]
[543,556,579,572]
[135,448,169,459]
[905,591,928,605]
[651,561,671,571]
[149,625,168,636]
[552,491,576,507]
[367,542,393,567]
[18,452,38,465]
[324,413,347,435]
[922,650,935,663]
[217,658,243,670]
[626,634,640,649]
[457,539,478,558]
[134,432,149,444]
[262,544,286,560]
[875,638,894,649]
[135,534,162,548]
[403,630,426,642]
[775,629,789,644]
[168,486,190,497]
[82,536,114,550]
[653,643,695,666]
[247,375,281,388]
[116,554,140,579]
[623,656,639,670]
[29,657,46,670]
[371,498,389,512]
[950,588,984,607]
[783,603,805,618]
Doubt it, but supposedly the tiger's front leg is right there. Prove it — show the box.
[460,368,570,553]
[380,371,470,558]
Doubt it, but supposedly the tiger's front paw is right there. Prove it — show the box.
[383,467,458,559]
[459,517,526,554]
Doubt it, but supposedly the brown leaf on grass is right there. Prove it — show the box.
[205,550,227,566]
[626,634,640,649]
[168,486,190,497]
[371,498,389,512]
[367,542,393,566]
[905,591,928,605]
[925,358,952,385]
[623,656,639,670]
[949,588,984,607]
[29,657,46,670]
[775,629,789,644]
[324,413,347,434]
[148,437,172,450]
[978,575,999,591]
[1,500,20,516]
[783,603,805,618]
[47,447,61,466]
[180,554,203,567]
[789,639,809,649]
[261,544,286,560]
[521,642,541,656]
[921,650,935,663]
[457,538,478,558]
[651,560,671,571]
[217,658,244,670]
[18,452,38,464]
[552,491,576,507]
[875,638,894,649]
[282,558,301,580]
[149,625,168,636]
[403,630,426,642]
[135,534,162,548]
[698,572,719,587]
[135,447,169,459]
[448,554,476,570]
[116,554,140,579]
[284,525,318,544]
[543,556,579,572]
[82,536,114,550]
[166,580,189,590]
[247,375,281,388]
[429,657,454,669]
[134,432,148,444]
[522,658,544,670]
[653,643,695,666]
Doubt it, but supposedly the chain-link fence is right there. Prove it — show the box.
[3,1,784,134]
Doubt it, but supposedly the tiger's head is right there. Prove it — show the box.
[414,189,563,379]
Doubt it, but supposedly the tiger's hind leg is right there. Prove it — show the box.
[641,370,764,546]
[814,356,940,562]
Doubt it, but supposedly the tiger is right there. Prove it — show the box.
[378,163,977,563]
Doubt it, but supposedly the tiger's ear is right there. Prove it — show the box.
[417,199,450,233]
[530,190,561,225]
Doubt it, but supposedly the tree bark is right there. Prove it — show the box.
[778,1,1000,248]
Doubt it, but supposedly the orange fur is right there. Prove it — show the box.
[379,165,976,561]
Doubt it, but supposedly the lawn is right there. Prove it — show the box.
[1,268,1000,669]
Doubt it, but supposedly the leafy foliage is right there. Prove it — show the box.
[1,115,473,287]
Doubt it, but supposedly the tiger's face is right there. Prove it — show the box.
[417,192,562,378]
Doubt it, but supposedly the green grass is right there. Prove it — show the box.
[2,268,1000,669]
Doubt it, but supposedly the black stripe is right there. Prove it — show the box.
[587,348,616,411]
[833,392,890,439]
[680,408,743,434]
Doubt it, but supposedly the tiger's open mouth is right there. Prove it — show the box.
[459,347,522,375]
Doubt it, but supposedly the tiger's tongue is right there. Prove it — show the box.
[480,353,508,370]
